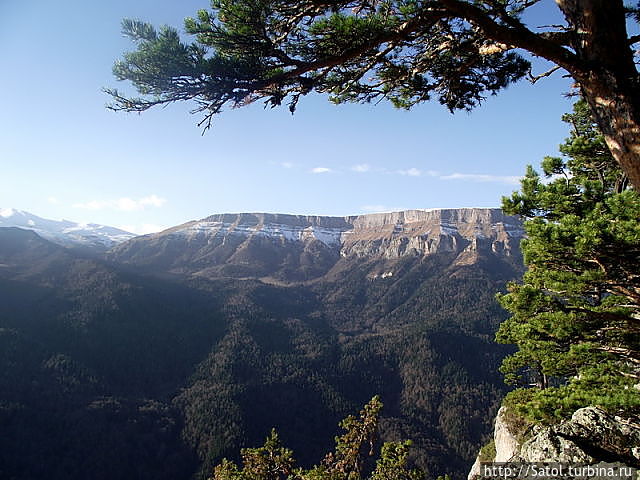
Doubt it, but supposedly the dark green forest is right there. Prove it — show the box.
[0,225,520,480]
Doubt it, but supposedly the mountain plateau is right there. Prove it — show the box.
[109,208,523,283]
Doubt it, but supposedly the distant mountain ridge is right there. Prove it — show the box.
[110,207,524,281]
[0,207,523,258]
[163,208,522,246]
[0,208,134,250]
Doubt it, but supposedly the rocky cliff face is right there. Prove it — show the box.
[468,406,640,480]
[342,208,521,259]
[108,208,524,281]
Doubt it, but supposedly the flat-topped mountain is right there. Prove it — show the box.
[150,208,522,247]
[109,208,523,281]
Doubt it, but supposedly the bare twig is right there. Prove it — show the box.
[528,65,561,83]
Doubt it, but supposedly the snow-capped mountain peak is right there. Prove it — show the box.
[0,208,135,250]
[1,207,21,218]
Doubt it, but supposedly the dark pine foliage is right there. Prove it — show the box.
[497,100,640,422]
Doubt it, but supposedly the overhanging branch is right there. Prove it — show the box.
[438,0,583,75]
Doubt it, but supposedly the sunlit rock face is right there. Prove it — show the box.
[108,208,524,281]
[341,208,523,259]
[468,406,640,480]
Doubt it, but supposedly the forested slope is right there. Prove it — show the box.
[0,209,523,479]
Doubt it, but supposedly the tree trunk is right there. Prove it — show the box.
[581,77,640,190]
[557,0,640,189]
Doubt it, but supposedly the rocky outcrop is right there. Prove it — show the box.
[341,208,521,259]
[468,406,520,480]
[469,407,640,480]
[494,406,520,462]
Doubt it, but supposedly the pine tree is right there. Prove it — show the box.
[496,100,640,422]
[208,397,426,480]
[106,1,640,188]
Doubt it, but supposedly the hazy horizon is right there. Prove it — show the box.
[2,0,572,234]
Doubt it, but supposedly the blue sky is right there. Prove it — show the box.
[1,0,574,233]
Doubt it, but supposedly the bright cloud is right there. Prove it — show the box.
[439,173,521,185]
[351,164,371,173]
[311,167,332,174]
[397,167,422,177]
[73,194,167,211]
[116,198,140,212]
[281,162,294,169]
[138,194,166,207]
[47,196,60,204]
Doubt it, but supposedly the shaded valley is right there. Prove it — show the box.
[0,208,523,480]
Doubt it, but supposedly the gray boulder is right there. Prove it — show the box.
[468,406,640,480]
